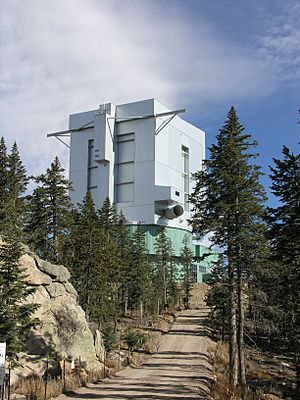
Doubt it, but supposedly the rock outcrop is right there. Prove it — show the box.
[12,246,103,382]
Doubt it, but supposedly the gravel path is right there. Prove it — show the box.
[60,308,215,400]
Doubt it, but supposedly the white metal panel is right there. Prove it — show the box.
[117,163,134,184]
[117,183,134,203]
[118,141,134,163]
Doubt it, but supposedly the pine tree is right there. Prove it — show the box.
[0,139,28,237]
[25,187,48,258]
[189,107,267,399]
[205,257,229,341]
[268,146,300,394]
[7,142,29,235]
[62,192,121,327]
[129,224,151,322]
[154,227,174,313]
[62,192,101,320]
[0,137,9,230]
[180,235,193,310]
[0,238,38,362]
[115,211,134,315]
[98,197,118,237]
[26,157,73,262]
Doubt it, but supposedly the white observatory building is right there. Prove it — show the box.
[48,98,217,282]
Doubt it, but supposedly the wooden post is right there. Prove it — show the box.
[7,363,10,400]
[63,357,66,392]
[44,355,49,400]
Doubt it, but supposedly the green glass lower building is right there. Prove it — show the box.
[128,225,218,283]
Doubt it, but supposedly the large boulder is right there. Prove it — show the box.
[11,249,103,383]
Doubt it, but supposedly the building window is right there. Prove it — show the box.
[116,133,135,203]
[182,145,189,211]
[190,264,198,283]
[87,139,98,191]
[199,265,207,273]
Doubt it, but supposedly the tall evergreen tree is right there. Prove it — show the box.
[6,142,29,236]
[268,146,300,394]
[189,107,267,399]
[26,157,72,262]
[99,197,118,237]
[115,211,134,315]
[180,235,193,310]
[0,137,9,227]
[0,139,28,237]
[129,224,151,321]
[205,257,229,341]
[62,192,100,320]
[0,238,38,362]
[154,227,175,313]
[62,192,121,326]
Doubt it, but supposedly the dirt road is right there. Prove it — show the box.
[61,309,215,399]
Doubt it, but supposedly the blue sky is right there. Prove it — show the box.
[0,0,299,205]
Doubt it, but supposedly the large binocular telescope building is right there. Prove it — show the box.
[49,98,218,282]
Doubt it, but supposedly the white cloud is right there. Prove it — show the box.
[0,0,293,177]
[257,0,300,82]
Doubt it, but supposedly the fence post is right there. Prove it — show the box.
[7,364,10,400]
[44,354,49,400]
[63,357,66,393]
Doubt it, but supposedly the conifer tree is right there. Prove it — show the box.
[99,197,118,237]
[6,142,29,236]
[268,146,300,393]
[115,211,134,315]
[62,192,101,320]
[154,227,175,313]
[0,238,38,361]
[205,257,229,341]
[26,157,72,262]
[129,224,151,321]
[0,139,28,237]
[189,107,267,399]
[180,235,193,310]
[0,137,9,229]
[62,192,121,326]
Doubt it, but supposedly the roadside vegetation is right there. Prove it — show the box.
[190,108,299,399]
[0,106,299,399]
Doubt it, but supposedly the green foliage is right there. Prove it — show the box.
[115,211,134,314]
[62,192,121,324]
[129,225,152,314]
[26,156,73,262]
[180,234,193,310]
[0,238,39,361]
[267,146,300,389]
[154,227,177,312]
[189,107,267,397]
[98,197,118,237]
[205,258,229,340]
[0,138,29,238]
[101,324,118,353]
[124,329,147,352]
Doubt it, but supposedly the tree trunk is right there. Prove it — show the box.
[228,258,238,395]
[124,291,128,315]
[237,268,247,400]
[139,301,143,324]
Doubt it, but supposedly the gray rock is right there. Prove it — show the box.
[20,254,52,285]
[35,258,71,282]
[46,282,66,298]
[11,249,102,385]
[94,329,105,362]
[64,282,78,296]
